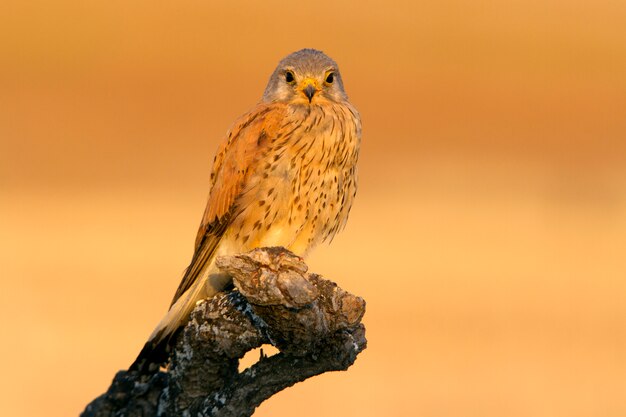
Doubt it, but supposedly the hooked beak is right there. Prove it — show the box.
[303,83,317,103]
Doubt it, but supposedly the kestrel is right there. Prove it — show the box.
[130,49,361,372]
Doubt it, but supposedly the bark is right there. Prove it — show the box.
[82,247,367,417]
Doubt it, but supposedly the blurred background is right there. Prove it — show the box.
[1,1,625,416]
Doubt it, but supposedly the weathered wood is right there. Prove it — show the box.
[82,247,367,417]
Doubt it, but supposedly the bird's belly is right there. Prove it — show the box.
[230,179,344,258]
[255,221,300,251]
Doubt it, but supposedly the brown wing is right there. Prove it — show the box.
[169,102,286,307]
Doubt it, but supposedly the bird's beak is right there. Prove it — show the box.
[300,79,318,103]
[304,84,316,102]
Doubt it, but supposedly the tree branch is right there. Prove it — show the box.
[82,247,367,417]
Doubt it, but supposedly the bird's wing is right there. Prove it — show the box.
[169,102,285,307]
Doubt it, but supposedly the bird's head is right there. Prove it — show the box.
[262,49,348,105]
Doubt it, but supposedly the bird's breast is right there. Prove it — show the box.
[229,102,360,256]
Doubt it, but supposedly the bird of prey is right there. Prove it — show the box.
[130,49,361,373]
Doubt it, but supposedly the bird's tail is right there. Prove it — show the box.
[128,265,232,374]
[128,335,171,374]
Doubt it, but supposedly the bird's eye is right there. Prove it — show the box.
[325,72,334,84]
[285,71,295,83]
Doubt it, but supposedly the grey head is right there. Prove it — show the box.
[262,49,349,104]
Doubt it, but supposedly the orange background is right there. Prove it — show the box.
[1,1,626,416]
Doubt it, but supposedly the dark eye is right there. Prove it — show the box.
[285,71,295,83]
[325,72,334,84]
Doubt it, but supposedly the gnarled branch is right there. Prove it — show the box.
[82,247,367,417]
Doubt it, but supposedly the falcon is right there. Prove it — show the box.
[131,49,361,372]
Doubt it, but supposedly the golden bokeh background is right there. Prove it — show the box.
[1,1,625,416]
